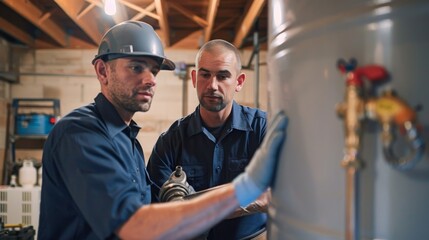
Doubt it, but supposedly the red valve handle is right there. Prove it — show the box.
[337,59,389,86]
[346,65,389,86]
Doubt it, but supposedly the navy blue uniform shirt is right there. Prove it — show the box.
[38,93,151,240]
[148,101,267,240]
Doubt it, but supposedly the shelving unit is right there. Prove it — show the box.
[2,98,60,185]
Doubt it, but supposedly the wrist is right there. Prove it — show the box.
[232,174,263,207]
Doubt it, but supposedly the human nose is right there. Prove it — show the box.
[142,70,157,87]
[208,76,218,90]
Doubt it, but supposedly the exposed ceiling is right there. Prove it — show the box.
[0,0,268,51]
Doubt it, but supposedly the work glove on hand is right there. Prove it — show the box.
[233,111,288,207]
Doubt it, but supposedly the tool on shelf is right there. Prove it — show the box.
[2,98,60,186]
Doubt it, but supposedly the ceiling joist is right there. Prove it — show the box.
[168,2,208,28]
[233,0,266,48]
[0,0,267,50]
[77,2,97,19]
[0,16,35,47]
[121,0,160,20]
[3,0,68,47]
[204,0,220,42]
[154,0,170,47]
[55,0,103,45]
[130,3,156,21]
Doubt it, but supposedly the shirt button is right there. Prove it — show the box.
[132,179,136,183]
[136,168,140,172]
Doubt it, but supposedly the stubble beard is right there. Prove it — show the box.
[124,89,153,113]
[110,75,153,113]
[199,95,226,112]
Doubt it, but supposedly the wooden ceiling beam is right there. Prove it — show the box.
[120,0,159,20]
[168,2,208,28]
[171,29,202,49]
[0,16,35,47]
[213,18,236,34]
[38,11,53,24]
[81,0,127,24]
[233,0,266,48]
[130,2,156,21]
[77,3,97,19]
[204,0,220,42]
[2,0,68,47]
[55,0,104,45]
[154,0,170,47]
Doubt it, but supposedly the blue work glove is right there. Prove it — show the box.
[233,111,288,207]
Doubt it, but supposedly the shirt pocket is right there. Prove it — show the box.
[184,165,209,191]
[227,158,249,179]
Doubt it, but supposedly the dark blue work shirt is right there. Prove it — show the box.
[148,101,267,240]
[38,93,151,240]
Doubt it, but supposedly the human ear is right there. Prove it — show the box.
[235,73,246,92]
[94,59,109,85]
[191,69,197,88]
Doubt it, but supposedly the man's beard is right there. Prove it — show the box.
[199,95,226,112]
[110,81,154,113]
[124,89,153,113]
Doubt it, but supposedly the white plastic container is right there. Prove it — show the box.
[19,160,37,188]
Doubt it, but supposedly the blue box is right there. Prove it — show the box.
[15,113,56,135]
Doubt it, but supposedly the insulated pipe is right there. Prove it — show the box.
[253,30,260,108]
[182,68,189,116]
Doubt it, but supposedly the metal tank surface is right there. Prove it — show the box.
[267,0,429,239]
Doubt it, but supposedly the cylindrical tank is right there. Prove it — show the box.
[267,0,429,239]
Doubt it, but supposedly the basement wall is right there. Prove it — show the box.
[0,48,267,181]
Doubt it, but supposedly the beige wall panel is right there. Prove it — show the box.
[17,75,37,84]
[10,84,44,99]
[165,49,198,64]
[82,82,101,104]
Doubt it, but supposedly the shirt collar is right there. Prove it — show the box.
[230,101,253,131]
[187,101,253,136]
[94,93,141,138]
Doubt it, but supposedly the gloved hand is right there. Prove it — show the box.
[233,111,288,206]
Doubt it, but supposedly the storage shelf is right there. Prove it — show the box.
[10,136,48,149]
[3,98,60,185]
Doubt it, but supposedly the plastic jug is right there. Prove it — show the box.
[19,159,37,188]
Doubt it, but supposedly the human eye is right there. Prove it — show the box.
[198,71,211,79]
[215,70,232,81]
[216,73,228,80]
[129,64,144,74]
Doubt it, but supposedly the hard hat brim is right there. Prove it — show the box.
[161,58,176,71]
[92,53,176,71]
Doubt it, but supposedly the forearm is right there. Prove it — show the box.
[227,201,267,219]
[227,190,270,219]
[117,184,238,240]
